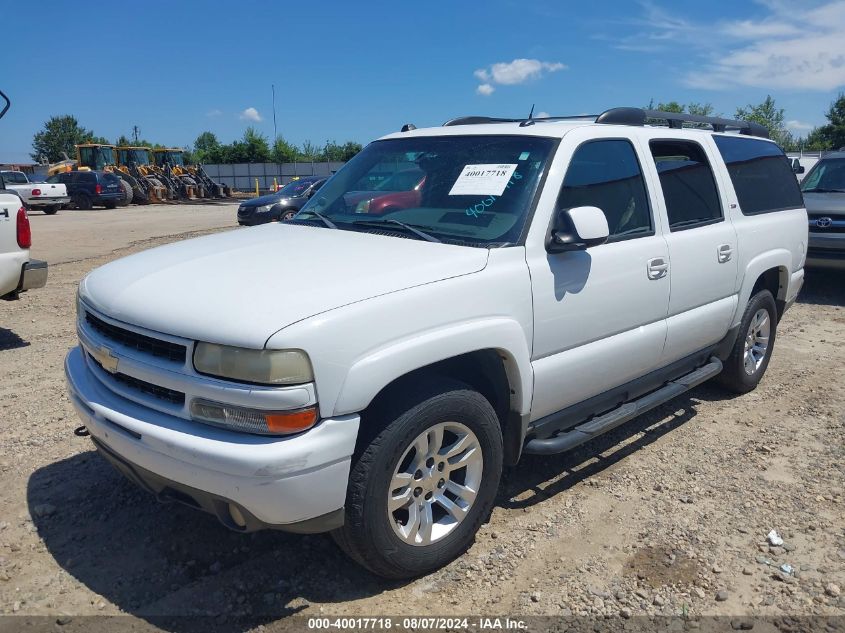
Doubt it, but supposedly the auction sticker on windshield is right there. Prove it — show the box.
[449,164,518,196]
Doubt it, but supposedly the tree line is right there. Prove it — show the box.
[645,94,845,151]
[29,94,845,166]
[30,118,363,165]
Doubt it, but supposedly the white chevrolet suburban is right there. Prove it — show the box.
[65,108,807,578]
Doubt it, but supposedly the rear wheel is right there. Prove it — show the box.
[717,289,777,393]
[43,205,59,215]
[118,179,133,206]
[332,379,503,578]
[72,192,93,210]
[104,200,117,209]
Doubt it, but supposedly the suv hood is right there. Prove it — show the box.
[80,224,489,348]
[803,191,845,215]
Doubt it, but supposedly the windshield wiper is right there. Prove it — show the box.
[298,209,337,229]
[803,187,845,193]
[352,218,441,243]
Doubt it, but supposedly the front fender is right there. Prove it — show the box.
[333,317,533,417]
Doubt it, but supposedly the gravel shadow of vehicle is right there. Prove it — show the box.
[499,388,711,510]
[27,448,402,632]
[0,327,29,351]
[799,268,845,307]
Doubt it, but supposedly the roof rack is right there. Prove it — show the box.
[442,107,769,138]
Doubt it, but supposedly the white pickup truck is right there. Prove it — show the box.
[0,185,48,299]
[1,170,69,215]
[65,107,806,578]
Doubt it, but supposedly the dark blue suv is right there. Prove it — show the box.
[46,170,125,210]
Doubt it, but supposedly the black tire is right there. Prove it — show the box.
[118,179,133,206]
[717,289,778,394]
[104,200,117,209]
[280,208,297,221]
[332,378,503,579]
[72,192,93,210]
[43,205,59,215]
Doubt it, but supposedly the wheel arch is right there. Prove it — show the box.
[736,250,792,323]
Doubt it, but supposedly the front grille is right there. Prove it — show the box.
[88,354,186,405]
[86,312,186,363]
[808,214,845,233]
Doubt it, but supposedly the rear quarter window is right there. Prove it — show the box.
[712,135,804,215]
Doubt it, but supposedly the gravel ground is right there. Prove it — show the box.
[0,204,842,631]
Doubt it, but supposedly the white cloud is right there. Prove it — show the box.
[536,111,551,118]
[239,107,263,122]
[786,119,815,132]
[206,109,222,117]
[474,58,566,94]
[617,1,845,91]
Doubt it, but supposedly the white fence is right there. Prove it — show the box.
[203,161,346,192]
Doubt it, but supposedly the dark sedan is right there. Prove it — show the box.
[237,176,326,226]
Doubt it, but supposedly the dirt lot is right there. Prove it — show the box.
[0,204,843,631]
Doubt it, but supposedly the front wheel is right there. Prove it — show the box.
[717,289,777,393]
[280,209,297,221]
[332,380,503,578]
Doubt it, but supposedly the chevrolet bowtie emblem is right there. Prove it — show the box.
[92,345,120,374]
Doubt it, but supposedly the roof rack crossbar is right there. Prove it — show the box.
[595,107,769,138]
[442,108,769,139]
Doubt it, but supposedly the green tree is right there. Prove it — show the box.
[735,95,791,148]
[806,94,845,150]
[298,140,320,161]
[340,141,363,161]
[31,115,102,162]
[240,127,270,162]
[687,102,715,117]
[655,101,685,113]
[271,136,298,163]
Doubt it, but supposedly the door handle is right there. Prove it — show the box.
[717,244,733,263]
[647,257,669,280]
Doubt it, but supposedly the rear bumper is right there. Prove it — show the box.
[28,196,70,207]
[64,346,359,532]
[17,259,48,292]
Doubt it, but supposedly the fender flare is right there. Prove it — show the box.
[332,317,533,417]
[734,249,792,325]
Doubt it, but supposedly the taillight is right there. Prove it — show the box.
[31,188,41,197]
[16,207,31,249]
[95,184,102,194]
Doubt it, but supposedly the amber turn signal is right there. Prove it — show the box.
[265,407,318,434]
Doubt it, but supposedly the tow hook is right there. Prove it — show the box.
[74,425,90,437]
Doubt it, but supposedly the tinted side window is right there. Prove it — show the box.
[650,140,722,231]
[46,175,61,184]
[556,139,653,240]
[713,135,803,214]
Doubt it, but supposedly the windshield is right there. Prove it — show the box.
[79,147,115,170]
[159,151,184,167]
[296,135,555,246]
[278,179,315,197]
[801,157,845,192]
[119,149,151,166]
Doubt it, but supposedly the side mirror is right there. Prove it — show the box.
[795,165,805,174]
[546,206,609,254]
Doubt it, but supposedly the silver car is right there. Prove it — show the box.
[801,150,845,269]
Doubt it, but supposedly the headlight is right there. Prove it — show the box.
[193,343,313,385]
[257,203,274,213]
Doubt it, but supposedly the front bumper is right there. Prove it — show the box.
[17,259,48,292]
[807,232,845,269]
[64,346,359,532]
[237,207,277,226]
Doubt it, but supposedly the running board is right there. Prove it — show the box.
[523,358,723,456]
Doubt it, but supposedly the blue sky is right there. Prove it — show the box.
[4,0,845,164]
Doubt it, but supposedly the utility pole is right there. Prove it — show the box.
[132,125,140,144]
[272,84,278,141]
